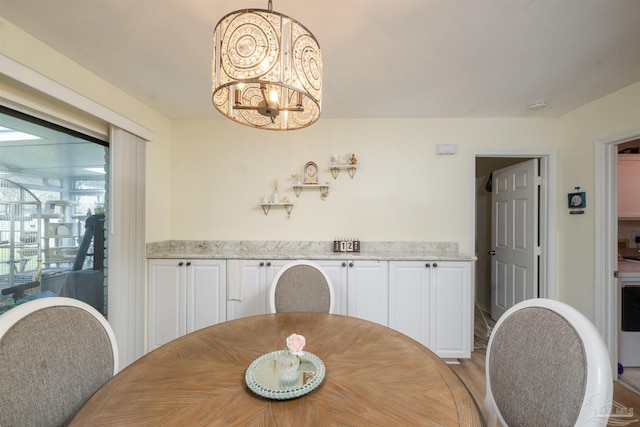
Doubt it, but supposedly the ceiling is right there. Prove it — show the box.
[1,0,640,121]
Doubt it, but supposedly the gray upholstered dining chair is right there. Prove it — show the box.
[484,298,613,427]
[268,260,334,313]
[0,297,118,427]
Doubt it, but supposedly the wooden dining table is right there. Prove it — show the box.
[71,312,485,426]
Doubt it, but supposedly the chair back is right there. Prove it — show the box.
[269,260,334,313]
[484,298,612,427]
[0,297,118,427]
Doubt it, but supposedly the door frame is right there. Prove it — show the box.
[470,149,557,309]
[595,127,640,375]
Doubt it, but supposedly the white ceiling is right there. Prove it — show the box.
[2,0,640,121]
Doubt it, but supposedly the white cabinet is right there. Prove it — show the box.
[148,259,226,350]
[618,154,640,219]
[429,261,471,359]
[314,260,348,315]
[346,260,389,326]
[148,256,471,359]
[226,259,387,323]
[315,260,388,319]
[389,261,471,359]
[226,260,290,320]
[389,261,431,345]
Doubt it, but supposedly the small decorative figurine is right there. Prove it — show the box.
[272,179,280,203]
[350,153,357,165]
[304,161,318,184]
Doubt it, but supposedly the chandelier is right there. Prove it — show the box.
[212,0,322,131]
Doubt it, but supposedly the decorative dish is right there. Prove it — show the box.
[245,350,325,400]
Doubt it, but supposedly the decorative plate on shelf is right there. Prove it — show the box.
[245,350,325,400]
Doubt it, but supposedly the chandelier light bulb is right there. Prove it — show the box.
[269,88,279,104]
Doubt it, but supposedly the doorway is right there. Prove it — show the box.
[595,129,640,378]
[470,150,557,333]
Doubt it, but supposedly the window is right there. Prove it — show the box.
[0,107,109,315]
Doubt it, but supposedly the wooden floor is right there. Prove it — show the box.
[451,348,640,426]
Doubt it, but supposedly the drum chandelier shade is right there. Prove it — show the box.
[212,0,322,130]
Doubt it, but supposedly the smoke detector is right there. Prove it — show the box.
[528,100,547,110]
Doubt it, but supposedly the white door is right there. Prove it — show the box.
[491,159,539,321]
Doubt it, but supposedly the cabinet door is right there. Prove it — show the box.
[186,259,226,333]
[315,260,348,315]
[618,154,640,219]
[347,260,389,326]
[148,259,186,350]
[389,261,430,346]
[226,260,290,320]
[429,262,471,359]
[227,260,265,321]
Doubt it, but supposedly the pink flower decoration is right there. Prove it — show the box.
[286,333,306,356]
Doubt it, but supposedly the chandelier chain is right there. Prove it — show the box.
[268,0,273,12]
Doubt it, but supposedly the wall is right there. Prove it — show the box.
[170,118,557,247]
[557,81,640,318]
[3,15,640,324]
[0,17,173,244]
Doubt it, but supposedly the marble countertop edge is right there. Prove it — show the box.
[146,240,477,262]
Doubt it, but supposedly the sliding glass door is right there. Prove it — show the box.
[0,107,109,316]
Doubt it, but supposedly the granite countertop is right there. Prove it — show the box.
[146,241,477,262]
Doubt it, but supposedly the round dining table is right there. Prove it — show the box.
[71,312,485,426]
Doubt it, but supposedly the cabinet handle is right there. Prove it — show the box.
[341,262,347,267]
[178,262,184,267]
[432,263,438,268]
[425,263,430,268]
[349,262,354,268]
[266,261,271,267]
[259,262,264,267]
[186,261,191,266]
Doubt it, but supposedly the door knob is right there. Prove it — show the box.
[489,250,496,255]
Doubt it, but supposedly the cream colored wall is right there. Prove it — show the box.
[557,81,640,318]
[3,15,640,324]
[0,17,172,243]
[170,118,558,246]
